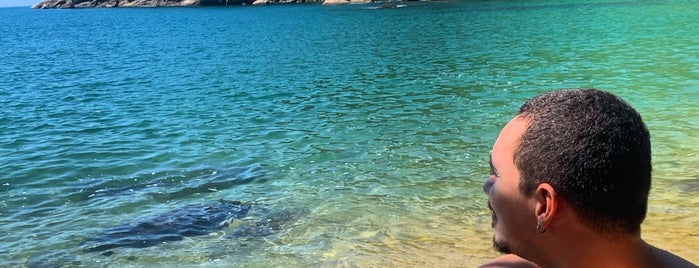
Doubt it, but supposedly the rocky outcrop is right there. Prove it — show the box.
[251,0,320,5]
[32,0,258,8]
[32,0,378,8]
[321,0,369,5]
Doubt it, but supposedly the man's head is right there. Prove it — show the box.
[484,89,652,255]
[515,89,651,233]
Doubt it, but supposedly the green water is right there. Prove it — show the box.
[0,1,697,266]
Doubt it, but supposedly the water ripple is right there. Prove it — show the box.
[1,1,698,266]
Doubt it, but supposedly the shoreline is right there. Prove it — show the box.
[30,0,420,9]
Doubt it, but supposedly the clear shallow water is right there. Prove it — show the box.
[1,1,698,266]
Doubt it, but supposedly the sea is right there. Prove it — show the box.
[1,1,698,267]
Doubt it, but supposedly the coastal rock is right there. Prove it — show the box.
[322,0,370,5]
[32,0,257,8]
[32,0,374,8]
[32,0,72,8]
[252,0,321,5]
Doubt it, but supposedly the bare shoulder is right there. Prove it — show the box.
[479,254,540,268]
[652,246,698,268]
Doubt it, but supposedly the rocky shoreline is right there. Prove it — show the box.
[31,0,390,8]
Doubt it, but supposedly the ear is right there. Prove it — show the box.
[534,183,558,231]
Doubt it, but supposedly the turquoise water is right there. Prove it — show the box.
[1,1,698,266]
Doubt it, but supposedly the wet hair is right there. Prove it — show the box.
[515,89,651,234]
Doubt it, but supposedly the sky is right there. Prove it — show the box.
[0,0,38,7]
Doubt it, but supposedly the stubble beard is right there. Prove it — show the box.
[489,203,511,254]
[493,237,512,254]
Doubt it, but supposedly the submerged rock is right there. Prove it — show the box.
[82,200,296,253]
[25,251,81,268]
[68,166,263,203]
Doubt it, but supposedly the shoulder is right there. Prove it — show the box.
[651,246,698,268]
[479,254,540,268]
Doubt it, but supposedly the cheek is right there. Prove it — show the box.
[488,179,514,213]
[490,182,531,231]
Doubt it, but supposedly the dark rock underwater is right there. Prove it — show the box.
[82,200,300,254]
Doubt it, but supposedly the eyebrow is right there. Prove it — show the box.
[489,156,498,175]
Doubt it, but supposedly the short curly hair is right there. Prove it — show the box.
[515,89,651,234]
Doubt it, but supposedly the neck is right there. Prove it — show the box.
[537,227,653,268]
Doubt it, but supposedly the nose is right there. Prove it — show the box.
[483,175,495,194]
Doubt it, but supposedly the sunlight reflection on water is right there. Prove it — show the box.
[1,0,698,266]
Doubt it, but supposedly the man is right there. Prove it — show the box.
[479,89,697,268]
